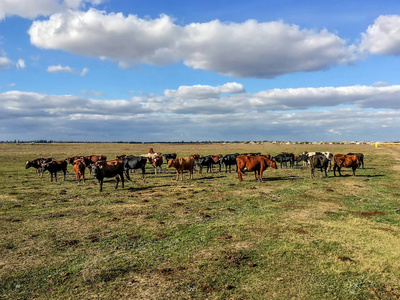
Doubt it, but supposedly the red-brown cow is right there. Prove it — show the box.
[236,155,277,182]
[167,157,194,181]
[82,155,107,174]
[73,158,86,184]
[91,159,124,192]
[209,154,223,172]
[333,154,360,176]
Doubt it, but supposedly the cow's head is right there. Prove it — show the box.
[167,158,175,168]
[91,162,102,177]
[25,160,32,169]
[269,159,278,169]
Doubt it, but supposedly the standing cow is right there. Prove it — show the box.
[72,158,86,184]
[41,160,68,182]
[236,155,277,182]
[333,154,359,176]
[310,154,330,179]
[92,159,124,192]
[167,157,194,181]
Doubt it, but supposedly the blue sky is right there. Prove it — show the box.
[1,0,400,142]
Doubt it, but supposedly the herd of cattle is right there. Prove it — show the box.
[25,148,365,192]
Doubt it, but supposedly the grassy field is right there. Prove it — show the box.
[0,142,399,299]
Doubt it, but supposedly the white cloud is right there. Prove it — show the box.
[164,82,245,99]
[360,15,400,56]
[80,67,89,76]
[16,59,26,69]
[28,9,356,78]
[0,0,104,20]
[47,65,75,74]
[1,83,399,141]
[0,56,12,70]
[47,64,88,75]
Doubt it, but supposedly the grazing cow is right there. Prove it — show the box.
[122,156,147,180]
[72,158,86,184]
[152,154,163,174]
[220,154,239,173]
[41,160,68,182]
[208,154,222,172]
[92,159,124,192]
[273,153,295,168]
[167,157,194,181]
[193,156,214,174]
[25,157,54,176]
[163,153,177,162]
[236,155,277,182]
[333,154,360,177]
[347,153,364,169]
[296,154,308,166]
[310,154,330,179]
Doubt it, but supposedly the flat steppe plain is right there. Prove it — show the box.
[0,143,399,299]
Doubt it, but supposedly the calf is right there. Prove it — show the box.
[220,154,239,173]
[122,156,147,180]
[310,154,330,179]
[209,154,223,172]
[347,153,364,169]
[72,158,86,184]
[333,154,359,176]
[193,156,214,174]
[273,153,294,168]
[92,159,124,192]
[296,154,308,166]
[41,160,68,182]
[236,155,277,182]
[167,157,194,181]
[152,154,163,174]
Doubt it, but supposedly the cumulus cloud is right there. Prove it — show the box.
[359,15,400,56]
[1,83,399,141]
[0,56,12,70]
[16,59,26,69]
[164,82,245,99]
[47,64,88,75]
[0,0,104,20]
[28,9,356,78]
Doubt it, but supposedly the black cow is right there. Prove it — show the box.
[41,160,68,182]
[220,154,239,173]
[310,154,330,179]
[296,154,308,166]
[92,160,124,192]
[193,156,214,174]
[122,156,147,180]
[273,153,295,168]
[163,153,177,162]
[347,153,364,169]
[25,157,54,177]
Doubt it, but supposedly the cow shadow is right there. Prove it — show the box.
[262,175,301,182]
[126,184,171,192]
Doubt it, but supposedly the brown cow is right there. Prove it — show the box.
[25,157,54,177]
[73,158,86,184]
[333,154,359,176]
[82,155,107,174]
[152,153,163,174]
[209,154,223,172]
[236,155,277,182]
[167,157,194,181]
[91,159,124,192]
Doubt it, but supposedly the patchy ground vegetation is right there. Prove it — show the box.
[0,143,399,299]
